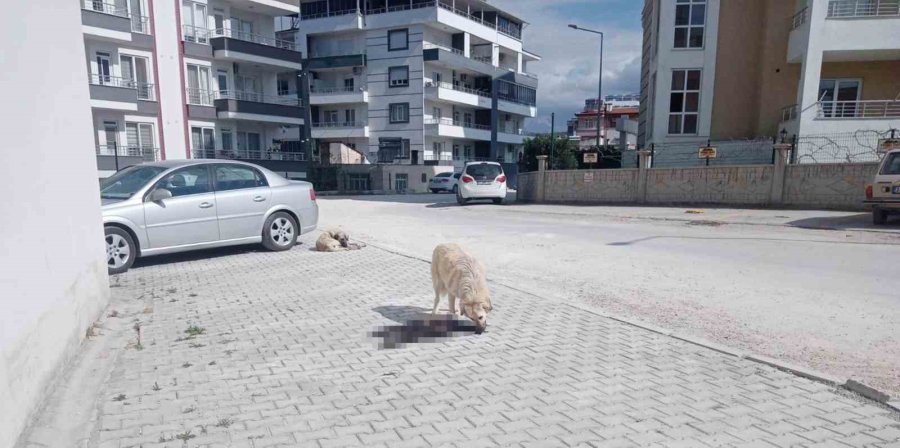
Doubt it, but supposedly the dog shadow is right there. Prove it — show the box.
[370,305,477,349]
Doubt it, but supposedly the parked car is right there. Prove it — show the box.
[865,148,900,225]
[457,161,507,205]
[429,172,461,193]
[100,160,318,274]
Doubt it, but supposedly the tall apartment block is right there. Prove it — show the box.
[81,0,307,178]
[639,0,900,147]
[286,0,540,170]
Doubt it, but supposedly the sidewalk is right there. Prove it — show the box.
[19,235,900,447]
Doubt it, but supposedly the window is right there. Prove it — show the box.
[668,69,701,135]
[388,29,408,51]
[345,109,356,124]
[95,52,111,85]
[389,103,409,123]
[120,55,151,99]
[230,17,253,40]
[236,132,260,153]
[217,70,229,95]
[276,73,290,95]
[348,174,369,191]
[214,165,267,191]
[395,173,408,191]
[221,129,233,151]
[433,72,442,85]
[125,122,155,154]
[190,126,215,155]
[433,107,442,120]
[187,64,212,105]
[389,66,409,87]
[464,163,503,180]
[453,144,460,160]
[182,1,208,43]
[324,110,338,124]
[463,113,472,127]
[158,165,211,197]
[882,153,900,175]
[674,0,705,49]
[464,145,473,160]
[818,79,861,118]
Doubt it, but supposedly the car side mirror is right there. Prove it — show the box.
[148,188,172,202]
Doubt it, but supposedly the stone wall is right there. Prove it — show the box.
[543,169,641,203]
[784,163,879,209]
[519,155,876,211]
[646,165,774,205]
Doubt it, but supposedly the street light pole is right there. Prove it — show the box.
[569,24,604,149]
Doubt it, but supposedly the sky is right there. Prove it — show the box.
[489,0,643,133]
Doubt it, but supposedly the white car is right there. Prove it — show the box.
[456,161,507,205]
[865,148,900,225]
[429,172,461,193]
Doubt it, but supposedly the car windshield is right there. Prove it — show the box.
[435,172,452,178]
[465,163,503,181]
[882,153,900,175]
[100,165,167,199]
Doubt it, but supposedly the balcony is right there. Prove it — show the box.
[425,117,491,141]
[305,51,366,70]
[192,149,307,161]
[827,0,900,18]
[187,89,304,123]
[423,43,497,77]
[309,86,368,105]
[497,126,527,145]
[89,74,157,113]
[425,81,492,109]
[800,100,900,134]
[82,2,153,46]
[310,121,369,138]
[96,145,158,172]
[183,26,302,69]
[423,154,454,166]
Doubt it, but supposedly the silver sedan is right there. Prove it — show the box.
[100,160,318,274]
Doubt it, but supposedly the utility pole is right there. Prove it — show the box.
[569,24,604,150]
[550,112,555,170]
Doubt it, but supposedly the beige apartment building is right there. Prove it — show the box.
[638,0,900,147]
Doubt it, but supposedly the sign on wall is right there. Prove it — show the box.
[698,147,718,159]
[583,172,594,183]
[583,153,598,163]
[878,138,900,153]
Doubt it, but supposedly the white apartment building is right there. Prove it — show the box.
[80,0,308,177]
[287,0,540,171]
[639,0,900,147]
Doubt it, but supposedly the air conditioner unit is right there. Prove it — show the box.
[352,67,363,75]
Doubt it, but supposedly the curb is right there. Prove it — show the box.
[355,237,898,412]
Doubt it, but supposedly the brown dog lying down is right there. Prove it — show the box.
[316,229,365,252]
[431,243,493,334]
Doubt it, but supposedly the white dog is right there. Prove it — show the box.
[431,243,493,334]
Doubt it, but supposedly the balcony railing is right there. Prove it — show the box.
[97,145,159,161]
[90,74,156,101]
[827,0,900,18]
[299,1,523,40]
[192,148,307,161]
[816,100,900,118]
[83,3,151,34]
[425,81,491,98]
[186,89,302,106]
[310,86,366,95]
[500,126,526,135]
[311,121,366,129]
[83,1,128,18]
[791,7,808,29]
[424,154,453,162]
[182,26,297,50]
[781,104,799,122]
[425,117,491,131]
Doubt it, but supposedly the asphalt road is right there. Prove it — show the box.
[318,193,900,397]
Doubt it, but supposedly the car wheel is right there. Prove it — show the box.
[873,208,888,225]
[105,226,136,275]
[492,198,503,205]
[431,189,440,194]
[456,191,468,206]
[262,212,298,251]
[451,185,458,194]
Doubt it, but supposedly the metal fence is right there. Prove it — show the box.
[626,139,777,168]
[795,129,897,164]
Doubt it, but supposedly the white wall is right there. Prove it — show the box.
[154,0,189,159]
[0,0,110,446]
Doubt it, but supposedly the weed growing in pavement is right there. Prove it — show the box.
[112,394,126,402]
[107,310,120,318]
[185,325,206,336]
[183,405,197,414]
[188,342,206,348]
[152,381,161,391]
[166,287,178,294]
[175,431,195,441]
[182,362,193,368]
[214,418,234,428]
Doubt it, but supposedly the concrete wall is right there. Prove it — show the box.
[519,160,877,211]
[784,163,879,209]
[0,0,110,445]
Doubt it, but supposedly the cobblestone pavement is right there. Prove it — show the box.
[27,235,900,447]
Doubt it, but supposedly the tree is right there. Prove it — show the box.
[522,135,579,172]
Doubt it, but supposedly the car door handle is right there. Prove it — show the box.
[199,202,214,209]
[253,196,266,202]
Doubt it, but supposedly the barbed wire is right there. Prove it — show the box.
[796,129,896,164]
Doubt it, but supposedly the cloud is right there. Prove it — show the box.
[489,0,643,132]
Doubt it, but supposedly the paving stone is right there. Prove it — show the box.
[22,237,900,448]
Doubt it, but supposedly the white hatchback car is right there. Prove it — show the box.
[456,161,507,205]
[865,148,900,225]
